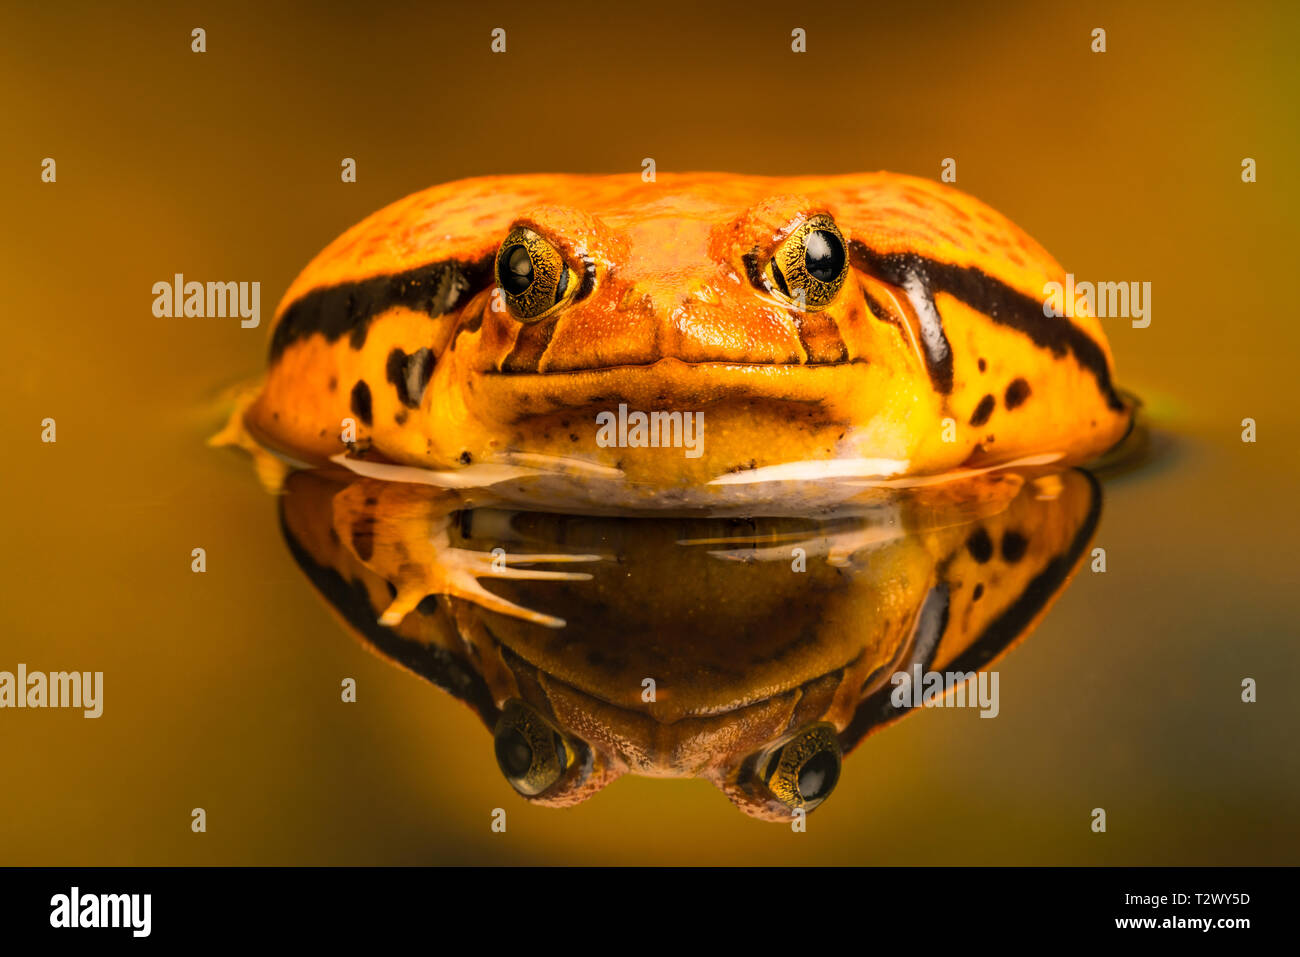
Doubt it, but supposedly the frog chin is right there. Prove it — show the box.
[434,357,928,503]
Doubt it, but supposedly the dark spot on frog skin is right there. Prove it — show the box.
[570,433,579,442]
[459,451,472,465]
[386,347,435,409]
[1001,531,1029,563]
[966,527,994,563]
[395,410,408,425]
[351,514,376,562]
[972,583,984,601]
[350,381,373,425]
[978,358,987,372]
[328,375,338,392]
[385,350,405,394]
[969,394,995,427]
[1004,377,1032,410]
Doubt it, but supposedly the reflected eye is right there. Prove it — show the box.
[493,699,575,796]
[764,214,849,311]
[494,226,577,322]
[757,722,842,811]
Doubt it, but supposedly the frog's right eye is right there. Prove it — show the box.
[493,699,576,796]
[495,226,578,322]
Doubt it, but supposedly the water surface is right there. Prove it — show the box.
[3,0,1297,864]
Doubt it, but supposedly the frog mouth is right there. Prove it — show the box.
[488,357,868,375]
[476,357,869,413]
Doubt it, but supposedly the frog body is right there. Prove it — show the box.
[243,172,1131,508]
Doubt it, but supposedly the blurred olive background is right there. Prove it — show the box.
[2,0,1297,864]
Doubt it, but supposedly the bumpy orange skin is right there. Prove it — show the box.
[246,173,1131,494]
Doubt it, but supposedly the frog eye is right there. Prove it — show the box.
[763,214,849,311]
[495,226,578,322]
[492,698,576,796]
[756,722,842,811]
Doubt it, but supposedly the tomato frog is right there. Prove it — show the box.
[277,468,1101,819]
[222,173,1133,513]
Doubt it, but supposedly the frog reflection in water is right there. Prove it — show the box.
[277,468,1100,820]
[218,172,1131,818]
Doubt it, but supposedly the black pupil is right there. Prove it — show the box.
[804,229,845,283]
[495,728,534,779]
[499,244,534,295]
[797,749,840,803]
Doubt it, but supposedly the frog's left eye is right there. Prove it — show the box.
[492,698,578,796]
[755,722,842,811]
[763,214,849,311]
[495,226,578,322]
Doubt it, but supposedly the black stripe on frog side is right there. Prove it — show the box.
[837,468,1101,756]
[863,257,955,394]
[269,254,495,362]
[849,242,1126,412]
[278,505,497,725]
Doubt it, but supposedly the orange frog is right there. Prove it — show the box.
[232,173,1132,511]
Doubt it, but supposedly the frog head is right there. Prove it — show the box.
[432,188,910,493]
[246,174,1132,505]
